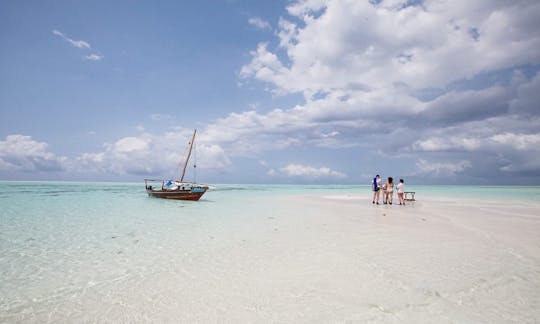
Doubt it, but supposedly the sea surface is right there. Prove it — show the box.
[1,181,539,322]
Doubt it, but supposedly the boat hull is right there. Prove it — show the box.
[146,188,207,201]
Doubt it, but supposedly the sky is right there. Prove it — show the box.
[1,0,539,185]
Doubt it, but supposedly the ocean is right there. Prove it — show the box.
[1,181,539,322]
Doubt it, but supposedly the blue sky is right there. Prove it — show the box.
[1,0,540,184]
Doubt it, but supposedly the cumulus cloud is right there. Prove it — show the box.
[248,17,271,30]
[490,133,540,151]
[199,71,540,181]
[229,0,540,182]
[413,137,479,152]
[415,159,472,178]
[0,135,67,172]
[242,1,540,95]
[77,131,232,177]
[113,136,150,153]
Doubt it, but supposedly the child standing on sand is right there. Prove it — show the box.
[397,179,405,205]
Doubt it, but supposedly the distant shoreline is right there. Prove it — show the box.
[1,180,539,187]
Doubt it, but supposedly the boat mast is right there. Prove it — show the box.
[179,129,197,182]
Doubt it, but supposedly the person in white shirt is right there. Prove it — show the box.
[397,179,405,205]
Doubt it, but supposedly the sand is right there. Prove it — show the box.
[259,194,540,323]
[120,194,540,323]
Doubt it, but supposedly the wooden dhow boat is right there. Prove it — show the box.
[144,130,209,201]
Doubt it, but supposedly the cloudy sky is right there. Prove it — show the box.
[1,0,539,184]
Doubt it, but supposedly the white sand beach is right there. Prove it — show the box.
[2,187,540,323]
[168,194,539,323]
[281,194,540,323]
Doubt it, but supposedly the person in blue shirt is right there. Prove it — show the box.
[372,174,381,204]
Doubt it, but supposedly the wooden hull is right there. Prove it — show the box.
[146,188,207,201]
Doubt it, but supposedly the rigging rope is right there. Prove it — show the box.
[193,141,197,183]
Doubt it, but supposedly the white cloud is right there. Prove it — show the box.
[77,131,232,177]
[195,144,232,171]
[242,0,540,95]
[490,133,540,151]
[201,73,540,177]
[71,40,91,49]
[0,135,67,172]
[321,131,339,138]
[113,137,150,153]
[52,29,91,49]
[53,29,103,61]
[415,159,472,177]
[83,53,103,61]
[232,0,540,182]
[286,0,327,17]
[413,132,540,153]
[248,17,271,30]
[279,163,347,179]
[413,137,482,152]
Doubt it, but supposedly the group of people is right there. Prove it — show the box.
[371,174,405,205]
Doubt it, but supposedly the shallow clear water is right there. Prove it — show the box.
[1,182,539,322]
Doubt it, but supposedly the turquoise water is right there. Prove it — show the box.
[1,181,540,322]
[217,183,540,203]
